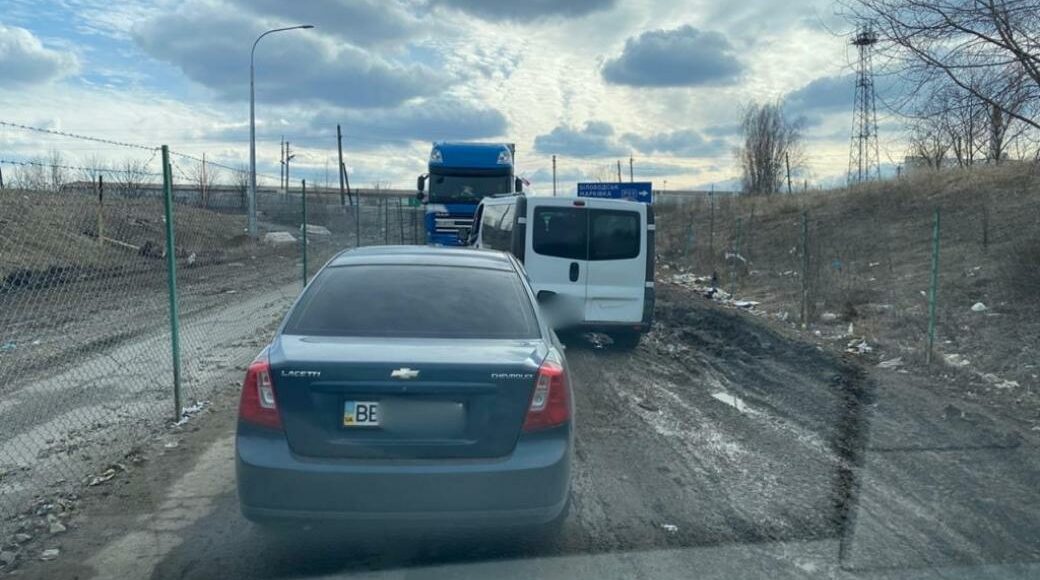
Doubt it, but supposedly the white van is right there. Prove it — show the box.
[467,195,654,348]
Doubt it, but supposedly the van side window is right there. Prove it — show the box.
[590,209,640,260]
[533,207,587,260]
[481,203,511,251]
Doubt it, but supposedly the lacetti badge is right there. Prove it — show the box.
[281,370,321,378]
[391,368,420,379]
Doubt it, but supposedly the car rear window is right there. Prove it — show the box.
[590,209,640,260]
[282,264,540,339]
[533,207,587,260]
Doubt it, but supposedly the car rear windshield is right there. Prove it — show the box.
[282,264,540,339]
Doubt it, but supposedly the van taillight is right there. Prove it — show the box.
[522,352,570,432]
[239,358,282,430]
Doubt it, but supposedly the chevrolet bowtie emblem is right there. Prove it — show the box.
[391,368,420,379]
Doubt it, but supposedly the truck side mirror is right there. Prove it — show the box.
[416,191,426,203]
[515,177,523,193]
[457,227,471,245]
[417,175,426,193]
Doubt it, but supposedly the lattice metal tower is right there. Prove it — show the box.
[848,27,881,184]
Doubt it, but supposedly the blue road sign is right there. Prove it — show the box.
[576,182,653,204]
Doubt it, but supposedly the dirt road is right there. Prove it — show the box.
[13,284,1040,579]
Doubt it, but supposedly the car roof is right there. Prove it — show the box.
[327,245,515,271]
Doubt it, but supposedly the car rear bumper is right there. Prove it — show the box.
[236,423,571,527]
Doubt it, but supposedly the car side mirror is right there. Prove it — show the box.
[457,227,471,245]
[515,177,523,193]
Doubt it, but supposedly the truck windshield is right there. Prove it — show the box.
[428,172,512,203]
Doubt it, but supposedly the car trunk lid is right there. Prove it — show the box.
[270,335,545,459]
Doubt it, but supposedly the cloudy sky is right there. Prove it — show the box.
[0,0,904,191]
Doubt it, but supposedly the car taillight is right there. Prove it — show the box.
[522,352,570,433]
[238,357,282,430]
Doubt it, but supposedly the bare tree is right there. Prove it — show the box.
[15,156,49,190]
[113,158,150,197]
[738,100,802,195]
[844,0,1040,133]
[79,154,108,185]
[233,165,250,210]
[907,112,951,169]
[47,150,68,192]
[185,159,221,207]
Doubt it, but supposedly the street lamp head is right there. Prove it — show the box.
[300,25,315,29]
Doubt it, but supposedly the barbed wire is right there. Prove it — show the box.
[0,120,159,152]
[0,119,286,183]
[0,158,164,177]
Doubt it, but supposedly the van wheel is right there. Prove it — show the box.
[609,331,641,350]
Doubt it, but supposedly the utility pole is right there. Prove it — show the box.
[284,141,294,193]
[0,164,4,189]
[785,152,793,195]
[337,124,346,207]
[301,179,308,287]
[279,136,285,192]
[552,155,557,196]
[629,155,634,182]
[616,160,622,182]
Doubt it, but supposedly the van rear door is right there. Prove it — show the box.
[524,199,588,328]
[583,202,646,325]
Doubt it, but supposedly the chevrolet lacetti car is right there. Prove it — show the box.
[236,246,572,531]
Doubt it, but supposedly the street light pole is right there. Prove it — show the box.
[248,24,314,237]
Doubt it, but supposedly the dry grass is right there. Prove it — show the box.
[0,188,276,287]
[657,164,1040,406]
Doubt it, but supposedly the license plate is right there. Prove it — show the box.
[343,401,380,427]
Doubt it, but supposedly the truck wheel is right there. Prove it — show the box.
[609,331,642,350]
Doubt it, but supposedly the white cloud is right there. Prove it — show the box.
[0,22,79,87]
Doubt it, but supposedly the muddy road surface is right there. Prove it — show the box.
[16,284,1040,579]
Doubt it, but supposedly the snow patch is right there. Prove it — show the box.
[173,400,208,426]
[711,392,750,413]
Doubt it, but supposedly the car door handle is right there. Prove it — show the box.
[569,262,579,282]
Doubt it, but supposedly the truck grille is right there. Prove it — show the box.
[435,217,473,233]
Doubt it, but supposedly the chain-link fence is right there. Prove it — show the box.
[0,128,422,540]
[655,165,1040,395]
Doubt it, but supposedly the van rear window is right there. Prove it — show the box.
[533,207,587,260]
[590,210,640,260]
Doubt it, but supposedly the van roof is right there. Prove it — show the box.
[481,195,646,210]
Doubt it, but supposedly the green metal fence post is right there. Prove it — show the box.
[730,216,742,296]
[800,210,809,328]
[301,179,308,288]
[926,207,942,365]
[398,197,405,243]
[684,223,694,260]
[161,145,183,421]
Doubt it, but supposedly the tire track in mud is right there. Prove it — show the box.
[561,282,872,556]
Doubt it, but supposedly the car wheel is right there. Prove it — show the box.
[609,331,642,350]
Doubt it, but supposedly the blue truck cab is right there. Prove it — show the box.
[417,142,521,246]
